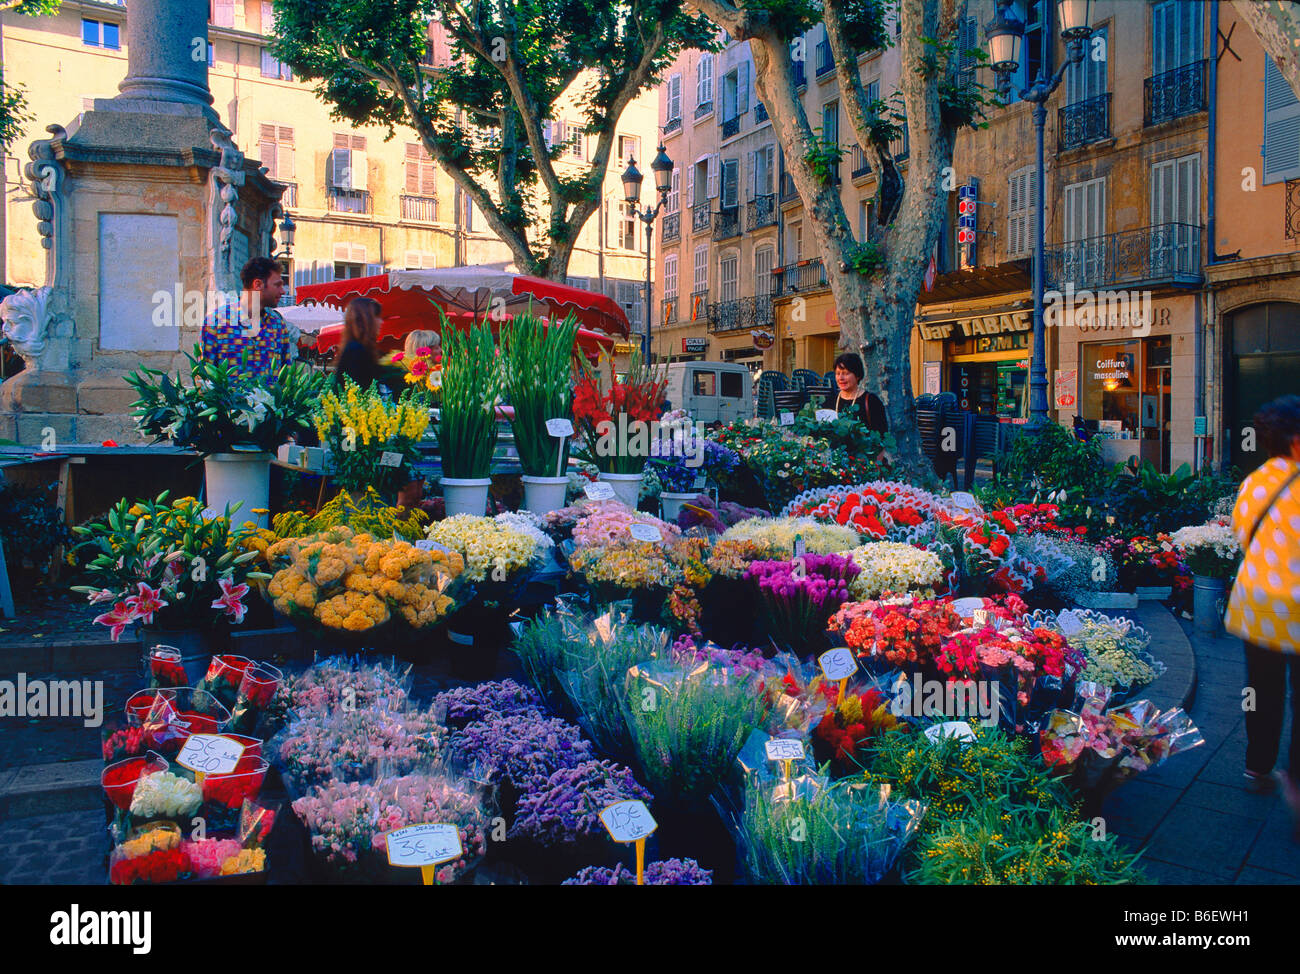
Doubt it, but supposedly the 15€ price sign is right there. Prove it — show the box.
[175,734,245,778]
[600,800,658,885]
[383,823,463,885]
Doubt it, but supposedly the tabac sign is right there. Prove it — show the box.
[917,309,1032,343]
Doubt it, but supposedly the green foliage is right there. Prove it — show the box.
[499,310,578,476]
[0,482,72,589]
[803,134,843,186]
[1104,461,1239,537]
[438,315,501,479]
[845,238,886,275]
[985,421,1114,522]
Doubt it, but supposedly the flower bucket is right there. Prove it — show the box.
[198,654,253,711]
[598,472,643,509]
[102,752,168,812]
[659,491,696,523]
[1193,574,1227,635]
[125,688,178,726]
[441,477,492,517]
[203,451,272,527]
[520,475,569,516]
[201,756,270,810]
[1135,586,1173,601]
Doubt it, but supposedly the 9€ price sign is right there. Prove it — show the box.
[175,734,245,784]
[818,647,858,704]
[599,800,657,885]
[383,823,463,885]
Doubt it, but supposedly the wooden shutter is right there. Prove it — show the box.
[722,158,738,207]
[668,74,681,120]
[746,150,756,200]
[707,154,719,198]
[738,61,749,115]
[330,147,351,189]
[259,124,277,177]
[1264,57,1300,184]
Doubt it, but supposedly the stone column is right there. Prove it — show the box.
[116,0,216,115]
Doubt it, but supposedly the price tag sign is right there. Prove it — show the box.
[383,823,463,868]
[584,481,616,501]
[779,411,795,426]
[692,474,708,490]
[415,539,451,554]
[545,418,575,438]
[949,491,979,511]
[379,451,403,468]
[628,523,661,543]
[764,738,806,762]
[818,647,858,682]
[925,721,977,745]
[815,408,838,423]
[1057,610,1084,637]
[599,799,658,843]
[175,734,245,776]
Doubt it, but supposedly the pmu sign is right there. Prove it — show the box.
[957,178,978,271]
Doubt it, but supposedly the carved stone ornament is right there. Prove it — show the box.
[24,125,71,292]
[210,129,246,287]
[0,287,52,370]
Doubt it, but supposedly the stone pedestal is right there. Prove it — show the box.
[0,0,286,446]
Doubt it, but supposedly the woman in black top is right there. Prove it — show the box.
[334,297,403,394]
[832,352,888,435]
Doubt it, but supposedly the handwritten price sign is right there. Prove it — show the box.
[814,409,838,423]
[379,451,404,468]
[818,647,858,682]
[764,738,806,762]
[584,481,616,501]
[599,800,657,843]
[779,411,795,426]
[384,823,464,868]
[415,539,451,554]
[175,734,245,776]
[628,523,661,543]
[545,418,575,438]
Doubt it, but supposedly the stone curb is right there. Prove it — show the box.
[0,758,103,821]
[1131,602,1198,713]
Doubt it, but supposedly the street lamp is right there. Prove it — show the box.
[985,0,1092,431]
[274,210,297,297]
[622,144,674,363]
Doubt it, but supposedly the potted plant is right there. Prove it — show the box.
[312,378,432,504]
[1169,521,1240,634]
[438,317,501,516]
[572,347,667,508]
[499,310,579,515]
[126,347,324,527]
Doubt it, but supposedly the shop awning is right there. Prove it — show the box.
[917,260,1031,305]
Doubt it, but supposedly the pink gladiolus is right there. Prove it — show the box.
[94,601,138,642]
[211,577,250,624]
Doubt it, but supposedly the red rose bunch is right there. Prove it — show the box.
[148,650,187,689]
[102,726,147,762]
[202,757,268,810]
[109,847,189,885]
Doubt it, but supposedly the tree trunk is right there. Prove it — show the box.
[1236,0,1300,98]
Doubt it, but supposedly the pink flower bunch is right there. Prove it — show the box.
[93,582,169,641]
[570,503,679,549]
[274,707,442,791]
[275,657,412,716]
[182,838,244,879]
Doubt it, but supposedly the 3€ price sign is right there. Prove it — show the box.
[584,481,616,501]
[383,823,463,869]
[818,647,858,682]
[175,734,245,776]
[599,799,657,844]
[779,411,795,427]
[764,738,806,762]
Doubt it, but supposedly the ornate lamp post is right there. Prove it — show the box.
[622,145,674,363]
[985,0,1093,430]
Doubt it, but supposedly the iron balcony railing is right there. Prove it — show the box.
[692,202,712,232]
[400,194,438,222]
[1044,223,1203,290]
[662,210,680,242]
[689,289,711,322]
[793,61,806,88]
[1144,59,1208,127]
[1058,92,1111,151]
[327,188,372,214]
[663,116,683,135]
[662,296,678,325]
[713,206,741,240]
[776,258,828,296]
[721,114,741,139]
[747,193,777,230]
[709,294,774,333]
[755,102,769,123]
[779,171,798,203]
[695,100,713,119]
[275,181,298,207]
[850,144,871,179]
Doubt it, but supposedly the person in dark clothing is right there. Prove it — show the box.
[832,352,888,435]
[334,297,402,394]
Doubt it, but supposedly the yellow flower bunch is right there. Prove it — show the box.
[706,538,767,578]
[315,383,429,446]
[424,515,541,583]
[220,848,265,876]
[721,517,859,559]
[119,825,181,859]
[266,525,462,632]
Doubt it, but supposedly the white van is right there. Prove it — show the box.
[660,361,754,424]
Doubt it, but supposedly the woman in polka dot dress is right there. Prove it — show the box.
[1225,395,1300,825]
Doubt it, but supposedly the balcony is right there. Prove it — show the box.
[708,294,774,334]
[776,258,828,296]
[779,171,798,203]
[327,188,372,214]
[400,194,438,222]
[713,206,741,240]
[793,61,806,89]
[689,289,711,322]
[695,100,713,120]
[663,116,683,136]
[747,193,777,231]
[1144,60,1208,127]
[662,296,678,325]
[816,40,834,77]
[755,102,768,124]
[850,144,871,179]
[691,202,712,233]
[1044,223,1203,291]
[662,211,680,242]
[889,126,909,163]
[721,114,741,139]
[1058,93,1111,151]
[274,181,298,207]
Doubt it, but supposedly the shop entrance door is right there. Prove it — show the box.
[1227,302,1300,471]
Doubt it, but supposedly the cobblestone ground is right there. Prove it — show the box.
[0,809,109,885]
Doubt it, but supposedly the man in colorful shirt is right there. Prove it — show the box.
[201,257,291,381]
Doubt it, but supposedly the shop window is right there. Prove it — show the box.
[1081,340,1141,432]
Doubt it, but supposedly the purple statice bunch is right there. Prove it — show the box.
[563,857,713,885]
[509,759,652,847]
[675,494,772,533]
[433,680,546,729]
[745,553,860,649]
[670,634,767,676]
[447,713,594,791]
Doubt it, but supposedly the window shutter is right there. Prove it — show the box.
[686,167,694,208]
[330,148,351,189]
[668,74,681,120]
[1176,154,1200,226]
[259,126,277,177]
[351,150,368,192]
[1150,159,1173,226]
[707,155,719,198]
[722,158,738,207]
[738,61,749,115]
[697,58,706,106]
[1152,1,1170,76]
[1264,57,1300,184]
[747,150,756,200]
